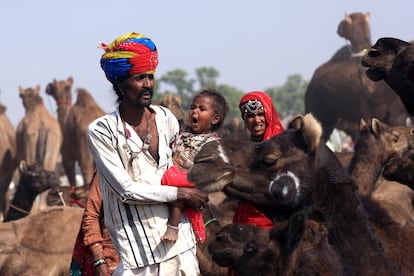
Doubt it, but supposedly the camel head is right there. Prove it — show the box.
[45,77,74,106]
[357,118,414,164]
[337,12,371,52]
[18,161,61,193]
[18,85,42,110]
[208,223,275,274]
[209,209,343,275]
[362,37,414,115]
[362,37,412,82]
[189,113,349,220]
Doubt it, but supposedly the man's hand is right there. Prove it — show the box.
[177,188,209,210]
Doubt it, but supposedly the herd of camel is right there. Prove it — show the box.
[0,11,414,275]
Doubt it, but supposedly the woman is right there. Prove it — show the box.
[233,91,284,228]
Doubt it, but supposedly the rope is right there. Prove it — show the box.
[204,218,217,227]
[9,203,30,215]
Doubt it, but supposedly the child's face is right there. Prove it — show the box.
[189,95,219,134]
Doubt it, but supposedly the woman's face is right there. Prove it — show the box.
[244,109,267,139]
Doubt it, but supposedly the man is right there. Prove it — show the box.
[87,32,208,276]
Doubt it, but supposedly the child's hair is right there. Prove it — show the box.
[193,89,228,131]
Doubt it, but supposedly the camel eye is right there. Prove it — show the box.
[263,156,277,166]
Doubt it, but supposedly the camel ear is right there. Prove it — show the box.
[34,85,41,95]
[359,118,367,130]
[370,118,387,137]
[288,113,322,152]
[288,114,304,130]
[68,76,74,85]
[19,86,24,95]
[19,160,27,173]
[365,12,371,22]
[344,12,352,24]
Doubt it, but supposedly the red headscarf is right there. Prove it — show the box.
[239,91,284,141]
[233,91,285,231]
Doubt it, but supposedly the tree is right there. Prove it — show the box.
[157,69,195,108]
[196,67,219,89]
[265,74,307,117]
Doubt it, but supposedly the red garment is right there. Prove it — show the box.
[234,91,284,228]
[239,91,284,141]
[161,164,206,242]
[70,171,120,275]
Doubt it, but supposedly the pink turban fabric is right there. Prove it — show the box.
[100,32,159,84]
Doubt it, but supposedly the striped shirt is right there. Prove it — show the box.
[87,105,196,270]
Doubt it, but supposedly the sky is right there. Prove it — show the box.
[1,1,414,127]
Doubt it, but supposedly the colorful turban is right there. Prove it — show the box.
[239,91,284,141]
[100,32,159,84]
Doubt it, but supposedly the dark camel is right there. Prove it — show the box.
[305,12,409,142]
[189,114,401,275]
[3,161,61,222]
[362,37,414,115]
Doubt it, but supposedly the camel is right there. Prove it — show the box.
[362,37,414,115]
[305,12,410,142]
[0,206,83,275]
[46,77,105,197]
[348,118,414,196]
[3,161,61,222]
[0,101,17,220]
[16,85,62,172]
[208,210,344,275]
[345,117,414,226]
[156,93,189,128]
[188,114,404,275]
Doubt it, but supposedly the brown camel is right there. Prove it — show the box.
[189,114,402,275]
[156,93,188,128]
[46,77,105,195]
[348,118,414,196]
[208,210,344,275]
[3,161,61,222]
[16,85,62,172]
[305,12,410,142]
[0,206,83,275]
[0,102,17,220]
[362,37,414,115]
[346,118,414,226]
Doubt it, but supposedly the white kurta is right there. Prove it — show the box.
[87,105,196,270]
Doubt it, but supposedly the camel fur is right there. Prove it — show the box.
[305,12,410,141]
[0,101,17,220]
[46,77,105,192]
[0,206,83,275]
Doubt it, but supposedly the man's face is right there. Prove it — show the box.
[122,73,155,108]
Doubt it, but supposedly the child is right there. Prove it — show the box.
[161,89,228,242]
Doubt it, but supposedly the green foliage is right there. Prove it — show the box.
[265,74,307,117]
[155,68,308,124]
